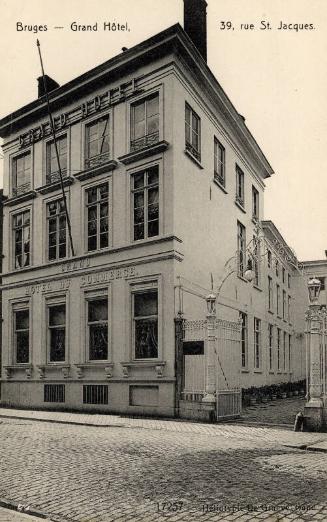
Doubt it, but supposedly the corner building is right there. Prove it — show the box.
[0,2,305,415]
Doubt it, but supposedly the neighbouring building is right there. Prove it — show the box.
[0,0,308,417]
[302,257,327,309]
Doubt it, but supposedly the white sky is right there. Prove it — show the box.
[0,0,326,261]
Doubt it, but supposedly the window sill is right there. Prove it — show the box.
[4,364,33,379]
[234,200,246,213]
[213,177,228,194]
[37,364,70,379]
[3,190,37,207]
[184,148,203,169]
[74,160,118,181]
[36,176,74,195]
[75,363,114,379]
[269,371,275,375]
[121,360,166,378]
[118,140,169,165]
[241,369,249,373]
[268,309,274,315]
[253,369,263,374]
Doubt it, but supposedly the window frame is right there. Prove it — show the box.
[83,111,112,170]
[277,327,281,371]
[86,295,109,362]
[85,181,110,253]
[131,283,160,361]
[268,324,274,372]
[235,165,245,208]
[237,221,246,277]
[12,208,31,271]
[46,197,68,262]
[46,299,67,364]
[276,283,281,317]
[214,137,225,187]
[130,92,160,152]
[12,301,31,365]
[131,164,160,242]
[185,102,201,162]
[11,150,32,197]
[253,317,261,370]
[252,185,259,220]
[45,133,68,185]
[268,276,273,311]
[240,312,248,369]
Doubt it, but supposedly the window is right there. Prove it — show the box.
[237,221,246,277]
[288,295,291,323]
[268,276,273,311]
[44,384,65,403]
[253,235,259,286]
[252,186,259,220]
[132,166,159,241]
[46,135,67,184]
[131,93,159,151]
[282,267,286,284]
[268,324,273,371]
[13,210,31,269]
[288,334,292,372]
[288,274,291,289]
[240,312,248,369]
[87,298,108,360]
[275,260,279,277]
[85,116,110,168]
[185,103,201,161]
[277,328,281,371]
[48,304,66,362]
[235,165,245,207]
[47,199,66,261]
[267,250,272,268]
[86,183,109,251]
[12,152,31,196]
[276,284,281,316]
[214,138,225,186]
[282,290,286,319]
[14,309,29,363]
[133,289,158,359]
[283,332,287,371]
[254,317,261,369]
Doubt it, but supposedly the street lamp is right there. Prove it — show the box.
[308,277,321,303]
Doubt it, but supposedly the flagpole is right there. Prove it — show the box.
[36,39,75,257]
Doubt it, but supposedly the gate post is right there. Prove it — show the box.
[202,293,217,414]
[174,316,184,417]
[304,306,324,430]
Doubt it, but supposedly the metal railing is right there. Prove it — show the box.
[46,169,67,185]
[85,151,110,169]
[12,182,31,197]
[216,389,242,420]
[185,141,201,162]
[130,131,159,152]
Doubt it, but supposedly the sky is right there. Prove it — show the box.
[0,0,326,261]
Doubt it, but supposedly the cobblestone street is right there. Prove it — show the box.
[0,416,326,522]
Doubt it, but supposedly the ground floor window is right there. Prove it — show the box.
[87,298,108,360]
[48,303,66,362]
[133,289,158,359]
[268,324,273,371]
[239,312,248,368]
[254,317,261,369]
[14,309,29,363]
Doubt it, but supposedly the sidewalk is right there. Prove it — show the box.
[0,404,326,452]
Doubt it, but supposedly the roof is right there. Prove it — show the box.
[0,23,274,178]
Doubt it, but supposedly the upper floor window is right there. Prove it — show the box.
[275,260,279,277]
[268,276,273,311]
[46,135,67,184]
[237,221,246,277]
[132,166,159,241]
[282,267,286,284]
[288,273,291,289]
[14,308,30,364]
[47,199,66,261]
[253,235,260,286]
[85,116,110,169]
[254,317,261,369]
[86,183,109,252]
[267,249,272,268]
[277,328,281,371]
[87,298,108,360]
[240,311,248,369]
[252,186,259,220]
[12,152,31,197]
[282,290,286,319]
[185,103,201,161]
[214,138,225,186]
[276,284,281,316]
[133,289,158,359]
[268,324,274,372]
[131,93,159,152]
[317,277,325,291]
[235,165,245,208]
[48,303,66,362]
[13,210,30,269]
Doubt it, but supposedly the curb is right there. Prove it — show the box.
[0,413,126,429]
[0,498,49,520]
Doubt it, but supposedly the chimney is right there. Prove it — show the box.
[183,0,208,61]
[37,75,60,98]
